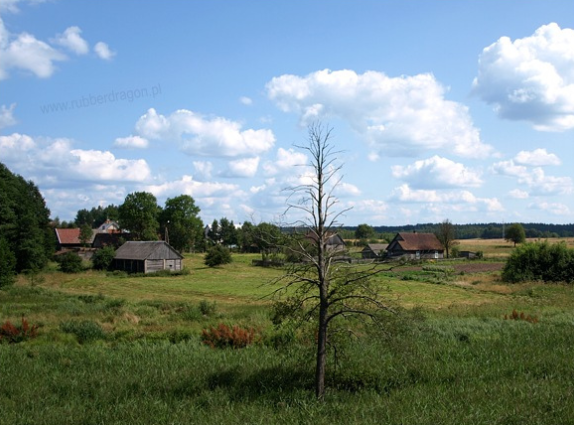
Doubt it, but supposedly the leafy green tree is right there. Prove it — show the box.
[0,163,53,273]
[160,195,204,252]
[355,223,375,240]
[219,217,238,247]
[238,222,256,252]
[253,222,283,261]
[92,246,116,271]
[79,224,93,247]
[0,237,16,288]
[207,219,220,244]
[204,245,232,267]
[118,192,160,240]
[505,223,526,247]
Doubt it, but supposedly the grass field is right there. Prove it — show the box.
[2,244,574,424]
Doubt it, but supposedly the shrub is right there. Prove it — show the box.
[204,245,232,267]
[58,252,84,273]
[92,246,115,270]
[201,323,258,348]
[60,320,105,343]
[199,300,217,316]
[504,309,538,324]
[502,241,574,283]
[0,317,38,343]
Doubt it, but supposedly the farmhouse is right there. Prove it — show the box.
[305,232,346,252]
[386,232,444,260]
[361,243,387,259]
[113,241,183,273]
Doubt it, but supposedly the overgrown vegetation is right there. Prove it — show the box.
[502,241,574,283]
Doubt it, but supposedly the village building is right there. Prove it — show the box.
[361,243,387,260]
[113,241,183,274]
[386,232,444,260]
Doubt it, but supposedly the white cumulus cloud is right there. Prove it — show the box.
[267,69,493,158]
[514,148,561,166]
[134,108,275,157]
[391,156,483,189]
[473,23,574,131]
[263,147,308,175]
[94,41,115,60]
[0,104,17,129]
[114,135,149,149]
[53,26,88,55]
[491,160,573,196]
[224,157,260,178]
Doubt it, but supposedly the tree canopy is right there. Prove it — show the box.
[0,162,53,274]
[160,195,204,252]
[118,192,160,241]
[505,223,526,247]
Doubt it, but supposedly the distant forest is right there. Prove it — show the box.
[338,222,574,240]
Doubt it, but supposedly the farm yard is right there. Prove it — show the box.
[2,240,574,424]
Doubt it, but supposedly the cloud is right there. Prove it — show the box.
[391,155,483,189]
[472,23,574,131]
[509,189,529,199]
[0,133,151,184]
[193,161,213,180]
[224,157,260,178]
[94,41,115,60]
[0,104,17,129]
[390,184,503,212]
[0,17,67,79]
[53,26,88,55]
[145,175,241,199]
[528,201,571,216]
[514,148,561,166]
[134,108,275,157]
[491,160,573,196]
[114,135,149,149]
[240,96,253,105]
[267,69,494,158]
[263,147,308,175]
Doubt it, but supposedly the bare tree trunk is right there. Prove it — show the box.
[315,293,328,400]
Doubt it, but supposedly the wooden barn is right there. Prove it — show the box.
[113,241,183,274]
[386,232,444,260]
[361,243,387,259]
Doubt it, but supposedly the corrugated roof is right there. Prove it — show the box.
[114,241,183,260]
[393,232,443,251]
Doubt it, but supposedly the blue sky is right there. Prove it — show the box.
[1,0,573,227]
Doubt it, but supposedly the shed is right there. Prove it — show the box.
[361,243,387,259]
[386,232,444,260]
[113,241,183,273]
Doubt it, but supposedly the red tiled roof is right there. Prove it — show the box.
[55,228,95,245]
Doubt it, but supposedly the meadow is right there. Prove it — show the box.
[2,242,574,424]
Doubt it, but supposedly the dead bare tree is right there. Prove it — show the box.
[273,123,393,400]
[434,219,458,258]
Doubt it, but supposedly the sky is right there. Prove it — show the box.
[1,0,573,227]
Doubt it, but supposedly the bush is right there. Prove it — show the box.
[58,252,84,273]
[502,241,574,283]
[204,245,232,267]
[60,320,105,343]
[201,323,258,348]
[92,246,115,270]
[199,300,217,316]
[0,317,38,343]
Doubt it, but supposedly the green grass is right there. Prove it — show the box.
[2,252,574,424]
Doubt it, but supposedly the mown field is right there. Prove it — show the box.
[2,242,574,424]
